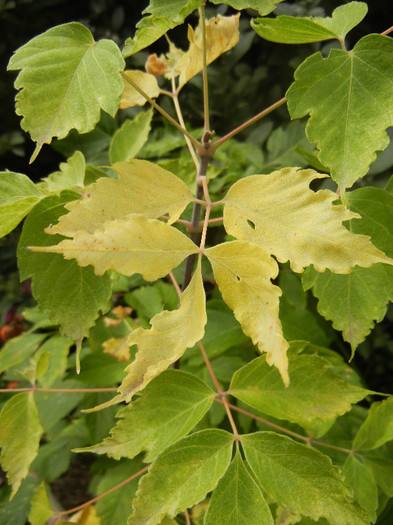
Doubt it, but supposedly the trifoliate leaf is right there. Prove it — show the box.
[33,214,198,279]
[120,70,160,108]
[204,450,274,525]
[205,240,289,385]
[241,432,369,525]
[353,397,393,451]
[230,353,369,432]
[128,429,234,525]
[211,0,283,16]
[18,193,112,342]
[286,34,393,190]
[109,108,153,163]
[76,370,215,461]
[86,261,206,410]
[47,159,193,236]
[0,172,41,238]
[0,393,43,498]
[252,2,368,44]
[223,168,393,273]
[38,151,86,194]
[7,23,125,161]
[122,0,203,57]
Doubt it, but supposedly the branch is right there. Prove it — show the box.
[199,5,210,133]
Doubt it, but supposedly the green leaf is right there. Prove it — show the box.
[230,353,368,432]
[252,2,368,44]
[35,333,73,388]
[205,450,274,524]
[205,240,289,385]
[28,482,53,525]
[47,159,193,236]
[211,0,283,15]
[241,432,369,524]
[17,193,112,342]
[302,187,393,350]
[8,23,125,161]
[128,429,234,525]
[362,442,393,497]
[0,393,43,498]
[109,109,153,164]
[77,370,215,462]
[0,332,47,375]
[122,0,204,57]
[343,455,378,522]
[39,151,86,194]
[353,397,393,451]
[0,477,38,525]
[287,34,393,190]
[0,172,41,237]
[223,168,392,273]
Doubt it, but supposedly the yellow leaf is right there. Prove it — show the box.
[176,14,240,88]
[206,241,289,385]
[33,214,198,280]
[120,70,160,108]
[103,337,131,362]
[223,168,393,273]
[47,159,193,237]
[86,260,206,411]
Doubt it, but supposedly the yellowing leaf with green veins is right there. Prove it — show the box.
[86,261,206,411]
[120,70,160,108]
[205,240,289,385]
[38,151,85,194]
[0,393,43,498]
[176,14,240,88]
[7,23,125,162]
[33,214,198,279]
[223,168,393,274]
[47,159,193,237]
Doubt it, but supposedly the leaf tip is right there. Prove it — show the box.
[29,143,43,164]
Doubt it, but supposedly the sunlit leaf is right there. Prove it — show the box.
[128,429,234,525]
[0,393,43,498]
[252,2,368,44]
[109,108,153,163]
[205,240,289,385]
[76,370,214,461]
[7,23,125,161]
[223,168,393,273]
[120,71,160,108]
[38,151,86,194]
[204,450,274,525]
[353,397,393,451]
[47,159,193,236]
[286,34,393,189]
[241,432,369,524]
[0,172,41,238]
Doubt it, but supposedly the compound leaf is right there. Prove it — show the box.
[128,429,234,525]
[76,369,215,462]
[252,2,367,44]
[47,159,193,237]
[0,172,41,238]
[286,34,393,190]
[7,23,125,161]
[353,397,393,451]
[223,168,393,273]
[39,151,86,194]
[204,450,274,525]
[230,353,369,432]
[205,240,289,385]
[109,108,153,163]
[0,393,43,498]
[241,432,369,525]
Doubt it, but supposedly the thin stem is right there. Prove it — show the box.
[0,387,118,393]
[199,5,210,133]
[382,25,393,35]
[208,216,223,224]
[47,465,149,525]
[185,509,191,525]
[121,71,201,149]
[168,271,182,299]
[198,177,211,254]
[211,97,287,151]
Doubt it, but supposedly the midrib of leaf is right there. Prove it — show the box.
[341,53,354,177]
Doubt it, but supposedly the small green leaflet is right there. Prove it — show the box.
[353,397,393,451]
[128,429,234,525]
[76,370,215,462]
[8,23,125,161]
[211,0,283,15]
[343,455,378,522]
[0,332,47,375]
[0,172,42,238]
[252,2,368,44]
[241,432,369,524]
[287,34,393,190]
[38,151,86,194]
[28,483,53,525]
[109,108,153,164]
[0,393,43,498]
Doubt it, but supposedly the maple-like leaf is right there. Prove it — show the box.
[223,167,393,273]
[205,240,289,385]
[120,70,160,108]
[47,159,193,237]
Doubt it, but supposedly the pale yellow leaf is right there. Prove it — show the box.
[47,159,193,237]
[205,240,289,385]
[223,167,393,273]
[33,214,198,279]
[86,260,206,411]
[103,337,131,362]
[120,70,160,108]
[177,14,240,88]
